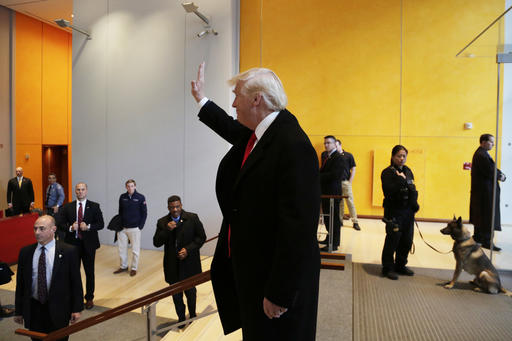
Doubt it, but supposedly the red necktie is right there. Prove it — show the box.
[77,202,83,239]
[228,133,257,257]
[241,133,257,167]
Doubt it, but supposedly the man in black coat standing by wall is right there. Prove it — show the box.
[7,167,35,215]
[319,135,344,251]
[190,62,321,341]
[14,215,83,340]
[153,195,206,327]
[470,133,506,251]
[56,182,104,310]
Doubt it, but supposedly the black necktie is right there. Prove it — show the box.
[38,246,48,303]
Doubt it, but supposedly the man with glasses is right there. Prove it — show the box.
[14,215,83,339]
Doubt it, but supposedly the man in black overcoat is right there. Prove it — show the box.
[190,63,321,341]
[14,215,83,340]
[470,133,506,251]
[319,135,344,251]
[56,182,104,309]
[7,167,35,215]
[153,195,206,326]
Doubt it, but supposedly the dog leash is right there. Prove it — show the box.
[414,219,452,254]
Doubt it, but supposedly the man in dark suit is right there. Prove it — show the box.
[7,167,35,215]
[470,133,506,251]
[190,63,320,341]
[14,215,83,340]
[56,182,104,309]
[153,195,206,327]
[319,135,344,251]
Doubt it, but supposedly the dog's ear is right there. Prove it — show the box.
[457,216,462,225]
[453,214,456,221]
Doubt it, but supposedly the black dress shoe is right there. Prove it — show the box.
[481,243,501,251]
[382,270,398,280]
[353,223,361,231]
[320,246,338,252]
[318,239,328,245]
[396,266,414,276]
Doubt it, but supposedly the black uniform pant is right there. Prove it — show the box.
[172,287,197,321]
[29,299,68,341]
[381,208,414,272]
[321,198,341,247]
[11,203,31,215]
[77,241,96,301]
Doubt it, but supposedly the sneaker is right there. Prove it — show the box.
[353,223,361,231]
[396,266,414,276]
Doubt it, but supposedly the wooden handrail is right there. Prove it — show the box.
[15,235,220,340]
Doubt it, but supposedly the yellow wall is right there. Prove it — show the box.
[15,13,72,209]
[240,0,505,219]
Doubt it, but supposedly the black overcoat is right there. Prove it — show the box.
[319,151,343,195]
[199,101,321,341]
[470,146,502,231]
[153,210,206,284]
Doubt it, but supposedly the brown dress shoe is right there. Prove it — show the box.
[113,267,128,274]
[130,270,137,277]
[85,300,94,309]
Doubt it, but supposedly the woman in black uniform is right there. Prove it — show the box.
[381,145,419,280]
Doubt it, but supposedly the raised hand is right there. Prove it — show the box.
[191,62,205,103]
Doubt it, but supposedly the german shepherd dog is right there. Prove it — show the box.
[440,216,512,296]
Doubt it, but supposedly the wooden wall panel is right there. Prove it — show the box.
[15,14,42,145]
[42,24,70,145]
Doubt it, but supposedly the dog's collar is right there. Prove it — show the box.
[456,236,471,242]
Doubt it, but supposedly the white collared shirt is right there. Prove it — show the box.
[70,199,90,234]
[76,199,87,219]
[32,239,55,300]
[252,110,279,151]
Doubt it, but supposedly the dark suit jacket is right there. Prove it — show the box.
[319,150,343,195]
[7,177,35,212]
[15,240,83,329]
[470,146,503,231]
[56,200,105,251]
[199,101,320,341]
[153,210,206,284]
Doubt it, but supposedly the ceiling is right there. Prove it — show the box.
[0,0,73,31]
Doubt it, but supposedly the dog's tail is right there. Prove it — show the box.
[500,287,512,297]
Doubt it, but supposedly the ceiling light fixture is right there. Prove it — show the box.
[54,19,91,40]
[181,2,218,38]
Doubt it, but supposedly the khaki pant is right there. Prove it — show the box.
[117,227,141,270]
[340,180,358,223]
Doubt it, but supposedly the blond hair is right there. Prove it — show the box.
[228,68,287,111]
